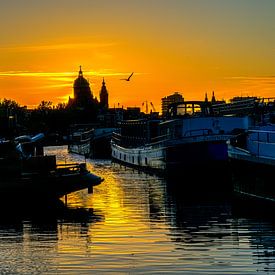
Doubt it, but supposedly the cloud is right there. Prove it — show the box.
[224,76,275,97]
[226,76,275,81]
[0,71,75,77]
[36,83,73,89]
[0,42,117,52]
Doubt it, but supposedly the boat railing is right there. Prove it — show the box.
[150,134,169,143]
[212,98,257,115]
[69,136,91,145]
[249,129,275,142]
[150,129,231,146]
[56,162,87,174]
[69,129,93,144]
[111,132,122,145]
[165,134,232,146]
[111,132,147,147]
[247,129,275,158]
[149,135,170,147]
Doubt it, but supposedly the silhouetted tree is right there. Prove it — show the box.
[0,98,27,138]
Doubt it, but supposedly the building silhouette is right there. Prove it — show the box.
[161,92,184,115]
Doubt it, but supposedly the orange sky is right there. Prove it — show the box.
[0,0,274,112]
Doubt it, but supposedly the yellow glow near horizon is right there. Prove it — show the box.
[1,69,274,112]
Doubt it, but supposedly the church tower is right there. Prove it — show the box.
[211,91,216,103]
[99,78,109,109]
[73,66,93,107]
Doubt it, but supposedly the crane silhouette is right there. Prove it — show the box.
[120,72,134,81]
[150,102,156,112]
[142,101,157,114]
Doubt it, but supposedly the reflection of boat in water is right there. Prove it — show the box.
[0,196,104,225]
[228,124,275,204]
[164,183,233,251]
[111,101,251,179]
[0,133,103,199]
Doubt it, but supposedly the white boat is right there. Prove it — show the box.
[228,125,275,203]
[111,101,252,177]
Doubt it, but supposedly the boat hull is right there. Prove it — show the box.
[0,169,103,199]
[111,142,166,174]
[111,138,229,175]
[90,136,112,158]
[228,141,275,204]
[166,139,228,170]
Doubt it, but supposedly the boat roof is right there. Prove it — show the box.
[14,135,32,143]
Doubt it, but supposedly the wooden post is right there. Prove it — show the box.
[65,194,67,206]
[88,186,93,194]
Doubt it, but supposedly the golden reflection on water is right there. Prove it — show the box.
[45,146,174,269]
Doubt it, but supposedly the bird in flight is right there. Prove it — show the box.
[120,72,134,81]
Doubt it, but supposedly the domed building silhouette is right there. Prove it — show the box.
[68,66,94,109]
[67,66,111,124]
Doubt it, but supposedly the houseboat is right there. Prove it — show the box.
[111,101,252,178]
[228,124,275,204]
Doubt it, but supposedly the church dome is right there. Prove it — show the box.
[73,66,90,88]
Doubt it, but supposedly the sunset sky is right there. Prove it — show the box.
[0,0,274,111]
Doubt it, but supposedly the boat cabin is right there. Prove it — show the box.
[112,119,161,147]
[159,101,252,140]
[167,101,212,118]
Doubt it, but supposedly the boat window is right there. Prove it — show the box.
[176,103,202,116]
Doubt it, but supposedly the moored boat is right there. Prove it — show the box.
[68,126,117,158]
[111,101,252,179]
[228,124,275,204]
[0,134,103,199]
[68,128,92,156]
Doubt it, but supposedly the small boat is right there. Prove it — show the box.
[0,134,103,199]
[68,128,92,156]
[68,127,117,158]
[228,124,275,203]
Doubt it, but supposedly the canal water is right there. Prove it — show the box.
[1,146,275,274]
